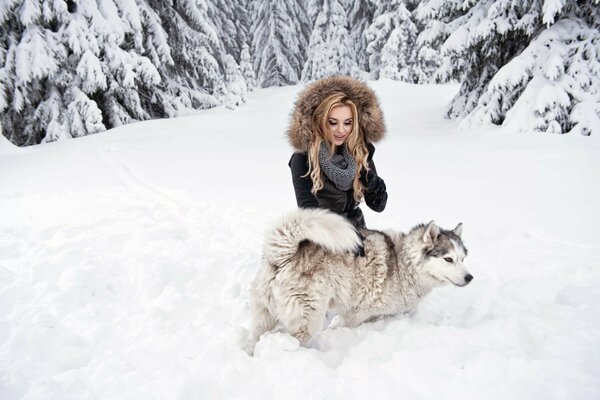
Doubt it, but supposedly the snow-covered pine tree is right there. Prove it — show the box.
[464,1,600,135]
[250,0,311,87]
[207,0,250,62]
[139,0,247,117]
[104,1,167,128]
[414,0,469,84]
[306,0,322,23]
[0,0,165,145]
[423,0,600,135]
[223,54,248,108]
[302,0,357,81]
[1,0,250,145]
[240,43,257,91]
[348,0,376,78]
[364,0,423,82]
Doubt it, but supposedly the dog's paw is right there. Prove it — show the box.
[242,339,257,356]
[253,333,301,357]
[292,330,312,345]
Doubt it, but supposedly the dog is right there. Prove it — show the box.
[246,208,472,354]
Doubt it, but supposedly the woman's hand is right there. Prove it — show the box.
[364,176,387,212]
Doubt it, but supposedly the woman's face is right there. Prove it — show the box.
[327,105,353,146]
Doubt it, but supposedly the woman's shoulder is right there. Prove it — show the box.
[289,151,308,162]
[288,151,309,169]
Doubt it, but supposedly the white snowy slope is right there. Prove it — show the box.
[0,81,599,400]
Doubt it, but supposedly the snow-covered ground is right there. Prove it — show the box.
[1,81,599,399]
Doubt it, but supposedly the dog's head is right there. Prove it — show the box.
[419,221,472,287]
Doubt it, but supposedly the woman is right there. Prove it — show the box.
[287,76,388,230]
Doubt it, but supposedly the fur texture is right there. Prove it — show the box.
[264,208,362,267]
[246,209,472,354]
[287,76,386,152]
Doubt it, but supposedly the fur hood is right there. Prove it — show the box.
[287,76,386,152]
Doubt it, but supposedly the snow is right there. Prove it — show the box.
[1,81,600,399]
[542,0,567,26]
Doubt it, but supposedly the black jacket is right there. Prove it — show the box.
[289,143,388,228]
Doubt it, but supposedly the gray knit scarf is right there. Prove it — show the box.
[318,142,356,191]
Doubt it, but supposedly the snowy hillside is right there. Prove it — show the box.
[1,81,599,399]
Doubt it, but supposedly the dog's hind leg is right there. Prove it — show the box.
[282,295,328,346]
[249,304,276,341]
[245,284,277,355]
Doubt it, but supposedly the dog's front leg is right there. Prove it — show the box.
[341,307,371,328]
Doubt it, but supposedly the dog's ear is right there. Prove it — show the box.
[453,223,463,237]
[423,221,440,246]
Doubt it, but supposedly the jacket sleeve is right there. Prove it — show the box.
[361,143,388,213]
[289,152,320,208]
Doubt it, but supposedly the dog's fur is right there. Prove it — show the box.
[246,208,472,353]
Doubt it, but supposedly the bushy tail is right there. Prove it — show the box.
[264,208,361,266]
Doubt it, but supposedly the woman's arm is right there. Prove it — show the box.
[361,143,388,213]
[289,152,320,208]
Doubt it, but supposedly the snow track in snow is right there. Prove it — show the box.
[98,145,185,210]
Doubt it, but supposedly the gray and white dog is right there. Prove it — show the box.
[246,208,472,353]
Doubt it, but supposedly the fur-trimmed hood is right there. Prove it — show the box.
[287,76,386,152]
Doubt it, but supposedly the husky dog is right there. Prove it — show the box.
[246,208,472,353]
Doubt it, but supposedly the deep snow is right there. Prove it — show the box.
[1,81,599,399]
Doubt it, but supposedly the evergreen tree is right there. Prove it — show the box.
[139,0,248,114]
[0,0,164,145]
[250,0,310,87]
[365,0,422,82]
[145,0,227,117]
[302,0,356,81]
[348,0,376,77]
[414,0,469,83]
[240,43,257,91]
[306,0,322,23]
[207,0,250,62]
[222,53,247,108]
[419,0,600,135]
[0,0,249,146]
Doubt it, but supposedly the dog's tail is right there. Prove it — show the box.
[264,208,361,266]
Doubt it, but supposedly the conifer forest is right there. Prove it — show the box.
[1,0,599,145]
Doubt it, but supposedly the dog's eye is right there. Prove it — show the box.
[444,257,453,263]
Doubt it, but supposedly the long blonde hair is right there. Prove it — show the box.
[306,92,369,202]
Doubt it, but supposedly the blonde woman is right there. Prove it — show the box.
[287,76,388,233]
